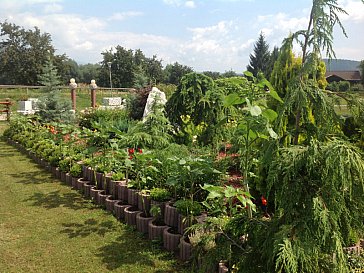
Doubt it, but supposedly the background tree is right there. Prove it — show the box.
[163,62,193,85]
[53,55,81,84]
[360,60,364,84]
[99,47,164,88]
[202,71,221,80]
[78,63,100,84]
[0,21,55,85]
[246,32,271,78]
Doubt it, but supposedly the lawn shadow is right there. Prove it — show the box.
[24,190,91,210]
[60,218,117,238]
[10,168,56,185]
[0,144,18,157]
[96,232,181,272]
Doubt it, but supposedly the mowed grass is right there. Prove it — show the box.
[0,122,189,273]
[0,88,128,112]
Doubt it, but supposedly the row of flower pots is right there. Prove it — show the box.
[7,138,229,271]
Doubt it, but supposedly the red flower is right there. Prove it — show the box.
[138,148,142,154]
[261,196,267,206]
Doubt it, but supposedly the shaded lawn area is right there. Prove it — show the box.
[0,122,189,273]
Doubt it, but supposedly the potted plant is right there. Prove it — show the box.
[174,199,203,235]
[150,187,171,218]
[148,205,168,241]
[69,163,82,189]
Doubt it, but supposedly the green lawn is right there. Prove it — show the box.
[0,122,189,273]
[0,88,127,112]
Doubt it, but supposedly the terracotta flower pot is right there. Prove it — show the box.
[124,206,141,226]
[87,167,95,183]
[65,173,72,186]
[90,186,104,201]
[96,191,110,207]
[136,212,153,234]
[83,181,94,199]
[163,227,182,252]
[151,200,168,218]
[104,175,114,195]
[109,180,121,199]
[114,201,130,220]
[164,202,178,228]
[71,176,78,189]
[116,181,128,202]
[82,165,88,179]
[105,196,118,213]
[127,188,139,206]
[179,236,192,261]
[148,220,168,241]
[137,193,151,214]
[177,214,193,235]
[95,172,105,190]
[76,178,88,192]
[60,171,67,183]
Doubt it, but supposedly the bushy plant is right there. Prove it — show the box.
[69,164,82,178]
[338,81,350,92]
[78,108,129,130]
[126,87,150,120]
[150,187,171,202]
[174,199,203,216]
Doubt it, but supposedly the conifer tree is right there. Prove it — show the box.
[246,32,271,78]
[38,58,62,91]
[36,59,73,123]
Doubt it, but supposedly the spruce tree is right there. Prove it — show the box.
[246,32,271,78]
[38,58,62,91]
[36,59,73,123]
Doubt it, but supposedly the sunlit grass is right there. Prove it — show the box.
[0,123,189,273]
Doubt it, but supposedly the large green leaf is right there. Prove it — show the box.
[268,89,284,103]
[262,109,278,122]
[223,93,245,107]
[244,71,254,78]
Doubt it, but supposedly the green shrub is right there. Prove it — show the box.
[78,108,129,129]
[174,199,203,216]
[338,81,350,92]
[69,164,82,178]
[150,187,171,202]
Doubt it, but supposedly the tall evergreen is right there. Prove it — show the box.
[38,58,62,91]
[36,59,73,123]
[246,32,271,78]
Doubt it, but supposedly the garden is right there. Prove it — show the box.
[1,1,364,272]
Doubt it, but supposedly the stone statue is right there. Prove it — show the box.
[142,87,167,120]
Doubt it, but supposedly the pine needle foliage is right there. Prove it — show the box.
[264,139,364,273]
[127,97,172,149]
[165,72,225,145]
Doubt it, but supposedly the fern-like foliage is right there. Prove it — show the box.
[264,139,364,273]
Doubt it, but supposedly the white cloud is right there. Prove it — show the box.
[339,0,364,22]
[163,0,196,8]
[108,11,144,21]
[185,1,196,8]
[43,3,63,13]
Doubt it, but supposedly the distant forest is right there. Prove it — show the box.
[323,59,360,71]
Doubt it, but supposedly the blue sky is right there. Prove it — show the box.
[1,0,363,72]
